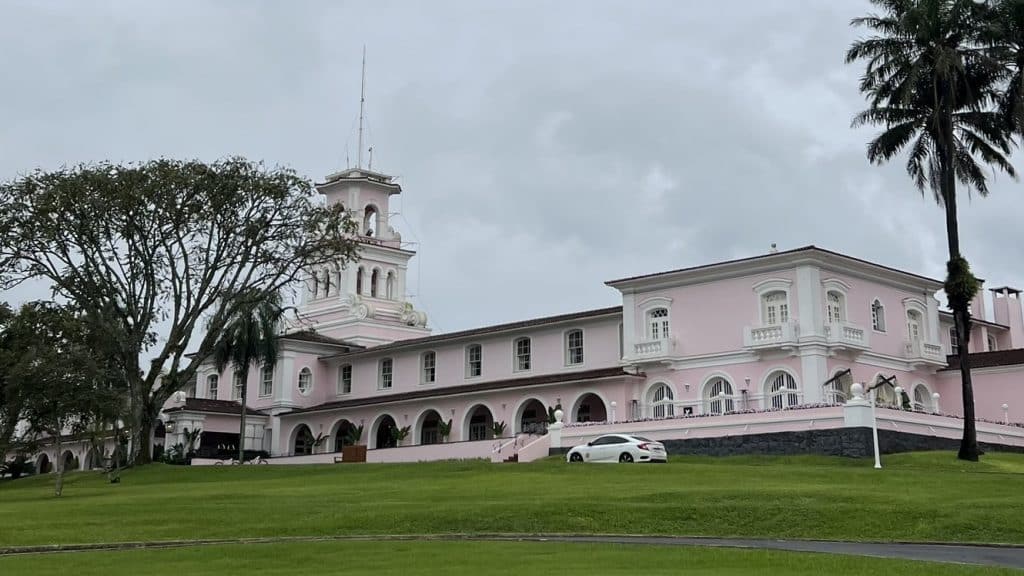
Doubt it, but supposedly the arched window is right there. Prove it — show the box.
[260,365,274,397]
[987,333,998,352]
[356,267,364,295]
[705,378,734,414]
[297,367,312,395]
[465,344,482,378]
[565,329,584,365]
[310,272,320,300]
[371,269,379,298]
[322,269,331,298]
[762,291,789,325]
[648,308,670,340]
[767,371,799,409]
[232,371,244,400]
[514,337,531,371]
[871,299,886,331]
[874,375,898,407]
[913,384,932,411]
[421,351,436,384]
[378,358,393,389]
[906,310,922,341]
[207,374,219,399]
[949,326,960,355]
[386,272,395,300]
[364,205,379,236]
[826,370,853,404]
[649,384,675,419]
[826,291,844,324]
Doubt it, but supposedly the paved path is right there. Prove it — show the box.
[2,534,1023,569]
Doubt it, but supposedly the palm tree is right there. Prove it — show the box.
[213,289,285,463]
[986,0,1024,137]
[846,0,1017,461]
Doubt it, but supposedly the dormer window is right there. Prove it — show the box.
[514,337,531,372]
[871,299,886,331]
[648,308,670,340]
[762,291,789,325]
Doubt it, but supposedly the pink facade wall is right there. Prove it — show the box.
[935,369,1022,422]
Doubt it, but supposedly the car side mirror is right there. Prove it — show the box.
[587,441,593,446]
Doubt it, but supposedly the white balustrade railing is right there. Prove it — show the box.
[904,339,945,362]
[743,322,798,348]
[633,338,672,358]
[640,390,808,419]
[824,322,870,348]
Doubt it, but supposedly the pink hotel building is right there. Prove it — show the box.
[160,166,1024,463]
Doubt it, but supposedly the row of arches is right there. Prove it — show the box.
[309,266,398,301]
[644,369,805,418]
[287,393,611,455]
[32,448,104,475]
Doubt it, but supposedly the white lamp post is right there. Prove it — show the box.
[855,382,881,470]
[932,392,941,413]
[1002,403,1010,425]
[894,386,904,410]
[717,390,727,414]
[610,401,617,424]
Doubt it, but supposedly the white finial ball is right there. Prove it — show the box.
[554,409,564,423]
[610,401,617,408]
[851,383,864,398]
[173,391,187,404]
[932,392,940,400]
[1003,403,1010,410]
[894,386,903,396]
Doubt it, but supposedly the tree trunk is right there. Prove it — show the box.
[940,111,979,462]
[135,410,155,465]
[238,381,248,463]
[53,423,64,497]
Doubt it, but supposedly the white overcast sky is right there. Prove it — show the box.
[1,0,1021,336]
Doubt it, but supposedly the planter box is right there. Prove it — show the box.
[341,445,367,463]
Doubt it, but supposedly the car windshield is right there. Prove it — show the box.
[631,436,653,442]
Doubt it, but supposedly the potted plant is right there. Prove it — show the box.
[391,425,411,446]
[438,419,452,443]
[341,425,366,463]
[491,420,506,439]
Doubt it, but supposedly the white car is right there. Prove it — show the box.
[565,434,667,463]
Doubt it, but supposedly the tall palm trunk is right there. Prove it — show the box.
[53,418,64,497]
[940,110,979,462]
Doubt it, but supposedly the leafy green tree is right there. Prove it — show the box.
[0,158,359,462]
[846,0,1017,460]
[212,289,285,463]
[4,302,116,495]
[0,302,24,464]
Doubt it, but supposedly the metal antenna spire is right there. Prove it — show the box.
[357,45,366,169]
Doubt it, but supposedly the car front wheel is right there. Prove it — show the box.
[619,452,634,463]
[569,453,583,462]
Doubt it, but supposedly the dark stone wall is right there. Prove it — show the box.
[549,427,1024,458]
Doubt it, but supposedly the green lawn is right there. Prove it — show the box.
[1,452,1023,548]
[0,541,1019,576]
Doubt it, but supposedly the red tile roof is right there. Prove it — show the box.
[163,398,267,416]
[942,349,1024,371]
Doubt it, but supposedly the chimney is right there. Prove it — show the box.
[769,243,778,254]
[991,287,1024,348]
[969,279,987,320]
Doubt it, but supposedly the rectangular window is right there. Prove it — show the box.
[466,345,482,378]
[566,330,584,365]
[950,327,960,355]
[422,352,436,384]
[339,364,352,394]
[379,358,393,389]
[232,372,244,400]
[260,366,273,397]
[515,338,531,371]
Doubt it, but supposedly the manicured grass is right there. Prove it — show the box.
[0,541,1018,576]
[1,452,1023,547]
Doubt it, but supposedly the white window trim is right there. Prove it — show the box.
[564,328,585,366]
[378,358,394,390]
[232,370,245,400]
[903,298,927,341]
[701,373,736,416]
[821,279,849,325]
[421,351,437,385]
[338,364,353,395]
[870,297,887,333]
[644,381,676,419]
[297,367,313,396]
[752,278,793,326]
[638,296,673,342]
[911,382,933,411]
[762,368,801,409]
[207,374,219,399]
[987,333,998,352]
[259,366,273,398]
[513,337,532,373]
[465,344,482,379]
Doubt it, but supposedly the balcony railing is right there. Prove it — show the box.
[743,322,799,349]
[633,338,673,360]
[824,321,870,350]
[903,339,945,363]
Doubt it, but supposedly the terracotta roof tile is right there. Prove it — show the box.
[163,398,267,416]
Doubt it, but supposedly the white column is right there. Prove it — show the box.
[799,345,828,403]
[270,414,283,456]
[926,294,940,342]
[274,354,295,407]
[796,265,823,339]
[621,292,637,360]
